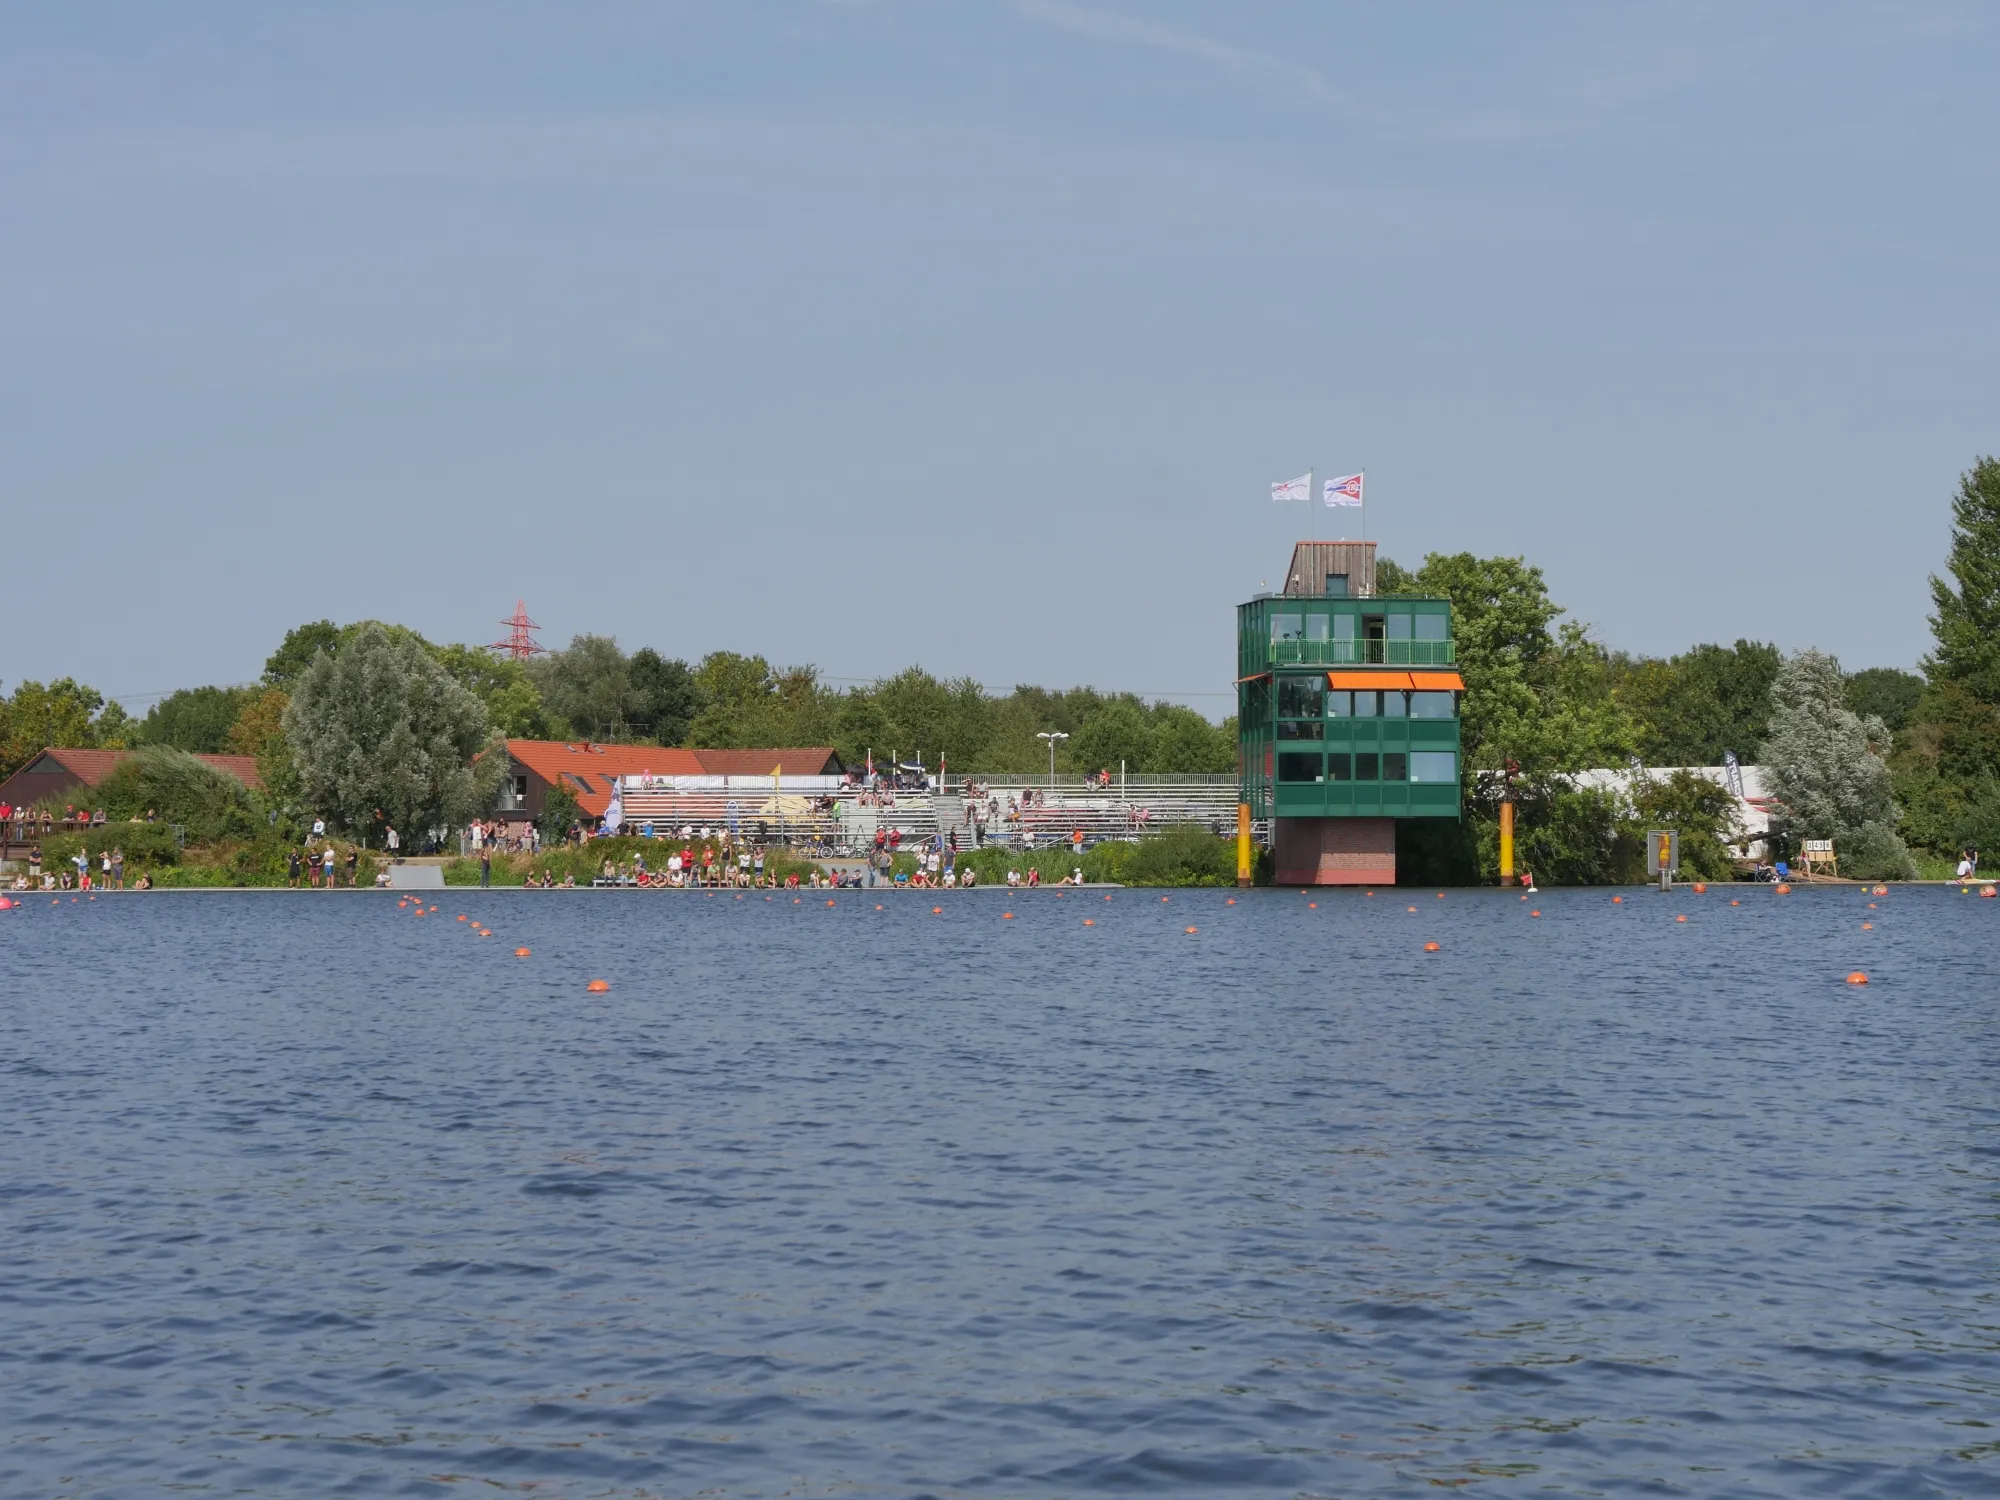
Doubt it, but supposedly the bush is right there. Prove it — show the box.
[1122,824,1235,886]
[45,745,267,844]
[1839,820,1918,881]
[40,822,182,869]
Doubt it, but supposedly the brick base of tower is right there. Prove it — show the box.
[1272,817,1397,886]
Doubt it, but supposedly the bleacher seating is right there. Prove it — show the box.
[614,776,1240,855]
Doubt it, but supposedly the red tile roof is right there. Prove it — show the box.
[689,747,843,777]
[502,741,845,816]
[504,740,705,816]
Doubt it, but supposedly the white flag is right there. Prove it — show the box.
[1324,472,1363,507]
[1271,472,1311,503]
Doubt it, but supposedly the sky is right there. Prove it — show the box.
[6,1,1997,717]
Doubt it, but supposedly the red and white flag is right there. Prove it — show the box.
[1271,472,1311,503]
[1324,472,1363,507]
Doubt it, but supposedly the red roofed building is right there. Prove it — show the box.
[493,740,844,826]
[0,747,265,815]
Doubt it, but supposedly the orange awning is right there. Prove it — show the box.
[1409,671,1465,691]
[1235,671,1271,684]
[1327,670,1413,690]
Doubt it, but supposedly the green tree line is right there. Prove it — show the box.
[13,455,2000,884]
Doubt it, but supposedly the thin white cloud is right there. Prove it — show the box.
[1015,0,1343,108]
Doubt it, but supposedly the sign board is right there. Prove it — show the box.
[1644,829,1679,876]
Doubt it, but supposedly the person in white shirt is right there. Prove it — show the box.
[386,826,399,856]
[311,818,325,841]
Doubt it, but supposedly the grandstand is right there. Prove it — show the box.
[612,773,1240,854]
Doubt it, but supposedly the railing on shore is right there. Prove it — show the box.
[1265,639,1456,668]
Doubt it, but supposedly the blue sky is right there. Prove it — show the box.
[6,2,1995,714]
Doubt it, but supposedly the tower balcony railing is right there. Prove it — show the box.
[1264,639,1457,668]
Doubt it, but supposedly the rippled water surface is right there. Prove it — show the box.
[3,884,1998,1498]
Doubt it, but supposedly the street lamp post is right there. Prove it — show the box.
[1036,731,1069,793]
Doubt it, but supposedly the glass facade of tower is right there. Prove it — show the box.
[1237,595,1463,827]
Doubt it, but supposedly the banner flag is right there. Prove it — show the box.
[1324,472,1364,507]
[1271,473,1312,503]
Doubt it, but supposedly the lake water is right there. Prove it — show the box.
[3,884,1997,1497]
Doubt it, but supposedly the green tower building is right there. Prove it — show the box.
[1237,541,1462,884]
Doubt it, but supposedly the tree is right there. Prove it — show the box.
[1149,705,1233,773]
[686,651,782,748]
[0,678,127,779]
[1409,552,1636,776]
[434,644,563,739]
[627,649,699,745]
[283,623,505,837]
[1891,459,2000,854]
[1615,641,1780,765]
[537,781,582,845]
[226,687,302,816]
[264,620,342,688]
[1844,667,1924,734]
[135,685,257,754]
[1762,648,1912,875]
[1925,457,2000,700]
[529,634,632,740]
[1070,700,1152,775]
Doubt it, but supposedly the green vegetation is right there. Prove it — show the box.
[132,685,258,754]
[19,455,2000,886]
[284,624,506,841]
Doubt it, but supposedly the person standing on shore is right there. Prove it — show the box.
[321,844,335,888]
[111,848,124,890]
[347,846,359,887]
[288,849,301,888]
[480,848,491,889]
[386,826,399,859]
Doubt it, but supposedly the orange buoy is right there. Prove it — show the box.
[1365,890,1373,896]
[1675,914,1688,923]
[1862,922,1873,930]
[1002,911,1014,920]
[1436,892,1445,899]
[479,931,491,938]
[874,904,883,910]
[826,899,836,906]
[1407,905,1417,912]
[1307,901,1317,909]
[457,914,467,921]
[1226,898,1236,905]
[1874,885,1888,895]
[1184,926,1198,934]
[1530,910,1541,917]
[1160,896,1169,902]
[1612,895,1623,903]
[1867,902,1877,908]
[1083,918,1094,926]
[1730,899,1741,906]
[1983,885,1998,899]
[1846,971,1868,985]
[932,906,942,914]
[515,947,530,957]
[1775,883,1791,894]
[1423,941,1441,952]
[1692,883,1707,894]
[586,979,610,992]
[1104,894,1112,901]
